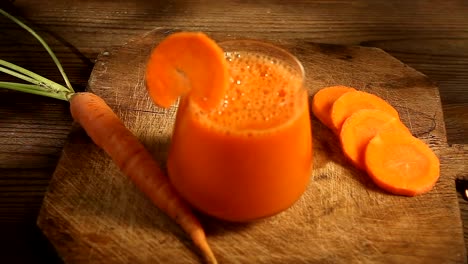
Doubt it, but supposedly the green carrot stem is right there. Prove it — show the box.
[0,59,69,93]
[0,65,43,86]
[0,82,71,101]
[0,8,74,93]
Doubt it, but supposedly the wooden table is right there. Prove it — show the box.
[0,0,466,263]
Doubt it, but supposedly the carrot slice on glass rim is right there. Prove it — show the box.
[145,32,229,110]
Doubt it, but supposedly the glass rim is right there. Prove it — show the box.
[217,39,305,82]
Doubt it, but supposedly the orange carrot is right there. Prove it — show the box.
[330,90,400,134]
[70,92,217,264]
[145,32,229,110]
[311,85,356,131]
[340,109,411,170]
[364,130,440,196]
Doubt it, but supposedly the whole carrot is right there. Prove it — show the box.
[0,9,217,264]
[70,92,217,263]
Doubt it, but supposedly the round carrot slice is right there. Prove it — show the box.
[340,109,411,170]
[331,90,400,133]
[364,130,440,196]
[145,32,229,110]
[311,85,356,131]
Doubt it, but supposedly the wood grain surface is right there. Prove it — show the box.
[0,1,467,263]
[36,29,466,263]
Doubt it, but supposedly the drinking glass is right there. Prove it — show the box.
[167,40,312,222]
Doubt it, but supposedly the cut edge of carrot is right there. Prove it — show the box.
[330,90,400,134]
[311,85,356,130]
[364,130,440,196]
[339,108,411,170]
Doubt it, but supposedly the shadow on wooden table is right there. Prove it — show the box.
[0,222,63,264]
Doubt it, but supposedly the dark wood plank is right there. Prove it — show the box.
[0,92,72,224]
[0,0,467,262]
[0,222,63,264]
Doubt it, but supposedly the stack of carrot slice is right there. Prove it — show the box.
[311,86,440,196]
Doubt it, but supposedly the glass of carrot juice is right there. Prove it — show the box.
[167,40,312,222]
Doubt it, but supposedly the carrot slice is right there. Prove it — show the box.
[364,130,440,196]
[331,90,400,133]
[145,32,229,110]
[311,85,356,130]
[340,109,411,170]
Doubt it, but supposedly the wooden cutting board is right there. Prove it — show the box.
[37,28,467,263]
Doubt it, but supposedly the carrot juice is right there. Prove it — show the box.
[167,40,312,222]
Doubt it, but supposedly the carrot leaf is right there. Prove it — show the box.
[0,8,74,92]
[0,60,69,92]
[0,81,69,101]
